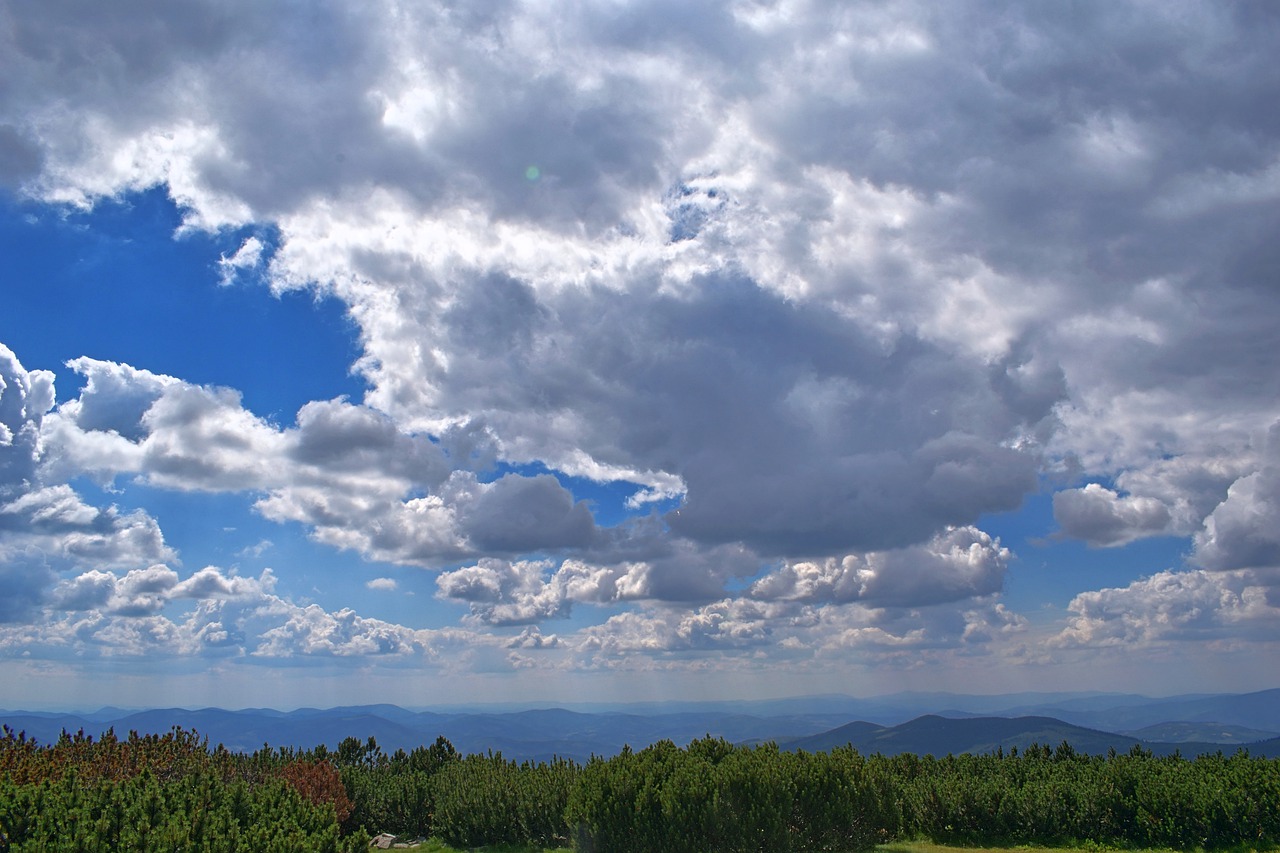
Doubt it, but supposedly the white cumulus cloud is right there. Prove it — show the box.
[4,0,1280,681]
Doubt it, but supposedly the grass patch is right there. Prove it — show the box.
[393,840,1249,853]
[377,840,570,853]
[878,843,1193,853]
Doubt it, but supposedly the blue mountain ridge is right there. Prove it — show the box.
[4,689,1276,763]
[783,714,1280,758]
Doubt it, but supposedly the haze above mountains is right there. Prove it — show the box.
[4,689,1278,764]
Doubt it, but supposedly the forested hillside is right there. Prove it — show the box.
[2,724,1277,852]
[8,695,1278,762]
[785,714,1280,758]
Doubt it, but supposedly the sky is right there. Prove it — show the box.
[1,0,1279,711]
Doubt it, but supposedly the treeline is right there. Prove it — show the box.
[890,742,1279,850]
[0,726,365,852]
[3,725,1279,852]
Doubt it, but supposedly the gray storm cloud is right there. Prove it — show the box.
[3,0,1280,670]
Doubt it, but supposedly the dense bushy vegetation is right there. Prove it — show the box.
[0,726,365,852]
[2,724,1278,852]
[889,743,1280,850]
[566,738,898,852]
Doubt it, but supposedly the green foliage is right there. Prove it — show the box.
[889,744,1280,851]
[339,735,462,839]
[432,753,577,849]
[566,737,897,853]
[4,723,1277,853]
[0,770,367,852]
[0,726,367,852]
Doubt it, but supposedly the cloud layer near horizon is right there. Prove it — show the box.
[3,0,1280,691]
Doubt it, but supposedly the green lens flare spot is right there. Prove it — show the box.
[525,165,541,181]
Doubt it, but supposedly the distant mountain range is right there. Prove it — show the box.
[0,705,854,762]
[3,688,1277,763]
[782,714,1280,758]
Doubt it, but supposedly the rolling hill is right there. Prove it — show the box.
[785,714,1280,758]
[6,689,1280,762]
[1121,721,1279,744]
[0,705,851,762]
